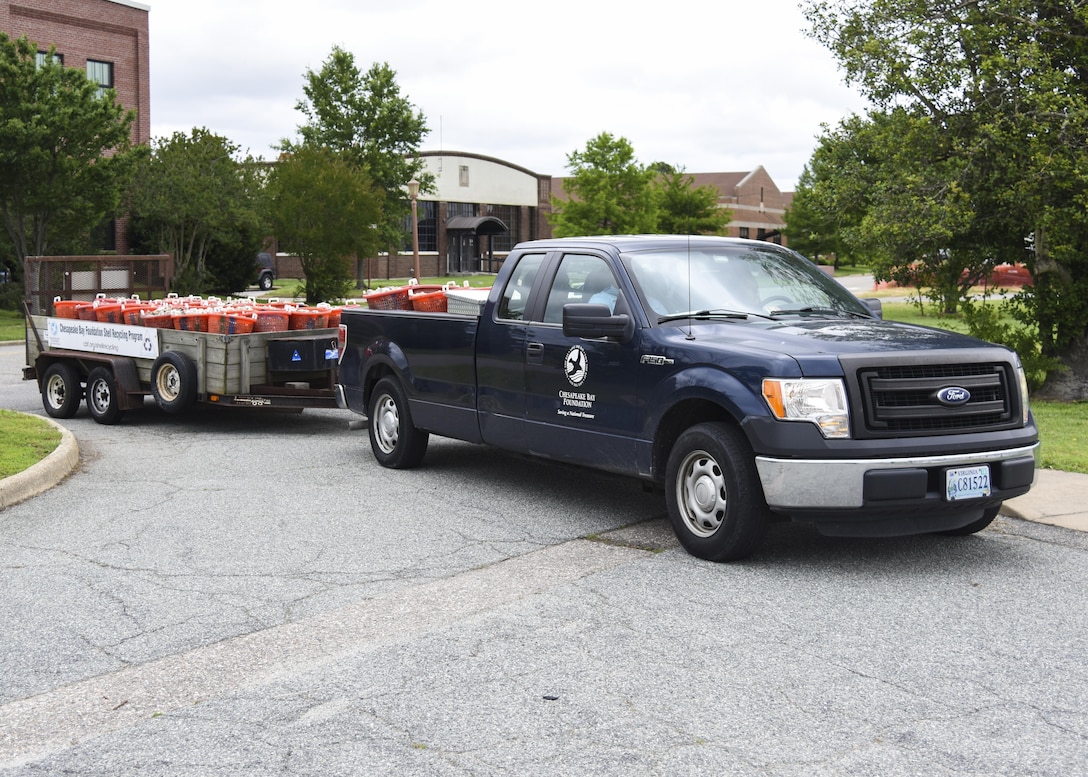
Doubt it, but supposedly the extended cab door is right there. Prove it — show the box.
[521,253,640,472]
[476,252,547,444]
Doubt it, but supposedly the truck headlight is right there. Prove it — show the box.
[1016,362,1030,425]
[762,378,850,439]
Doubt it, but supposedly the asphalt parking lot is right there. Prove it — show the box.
[2,341,1087,776]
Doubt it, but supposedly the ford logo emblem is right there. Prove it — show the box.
[937,386,971,406]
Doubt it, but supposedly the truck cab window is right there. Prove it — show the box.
[543,255,619,323]
[497,253,545,320]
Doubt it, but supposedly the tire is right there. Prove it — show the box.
[258,273,273,291]
[938,505,1001,536]
[151,351,198,414]
[665,422,770,562]
[85,366,124,425]
[368,376,429,469]
[41,362,82,419]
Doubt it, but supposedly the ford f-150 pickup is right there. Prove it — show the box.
[336,235,1039,561]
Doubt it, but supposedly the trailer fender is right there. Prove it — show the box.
[34,352,145,411]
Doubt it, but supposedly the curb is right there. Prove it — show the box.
[0,415,80,510]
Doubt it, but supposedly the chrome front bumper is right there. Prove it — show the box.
[755,443,1040,510]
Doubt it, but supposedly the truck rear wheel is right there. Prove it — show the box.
[368,376,428,468]
[152,351,198,414]
[666,422,769,562]
[41,362,82,419]
[86,366,124,425]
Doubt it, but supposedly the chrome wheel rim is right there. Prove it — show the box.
[373,393,399,454]
[676,448,728,538]
[46,374,68,409]
[88,378,112,415]
[156,365,180,401]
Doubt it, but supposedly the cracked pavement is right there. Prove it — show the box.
[2,342,1088,775]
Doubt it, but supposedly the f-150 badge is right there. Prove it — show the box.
[640,354,674,366]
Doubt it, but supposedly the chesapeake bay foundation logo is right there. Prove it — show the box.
[564,345,588,387]
[558,345,596,419]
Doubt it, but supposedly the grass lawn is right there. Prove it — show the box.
[0,309,24,342]
[0,410,60,478]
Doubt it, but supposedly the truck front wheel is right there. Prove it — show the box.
[85,366,124,425]
[368,377,429,469]
[41,362,82,419]
[666,422,769,562]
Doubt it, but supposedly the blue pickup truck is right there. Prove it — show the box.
[336,235,1039,561]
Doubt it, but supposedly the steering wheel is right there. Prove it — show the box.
[760,294,794,312]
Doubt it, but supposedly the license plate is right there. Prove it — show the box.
[946,465,991,501]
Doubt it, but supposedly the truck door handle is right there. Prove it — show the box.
[527,342,544,364]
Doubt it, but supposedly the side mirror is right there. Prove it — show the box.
[862,298,883,319]
[562,303,633,342]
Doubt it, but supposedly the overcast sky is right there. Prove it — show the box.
[146,0,869,191]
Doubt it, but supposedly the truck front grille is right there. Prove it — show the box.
[857,362,1016,436]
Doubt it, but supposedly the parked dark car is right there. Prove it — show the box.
[255,252,275,291]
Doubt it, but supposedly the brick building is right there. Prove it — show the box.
[554,165,791,248]
[688,166,791,245]
[1,0,151,251]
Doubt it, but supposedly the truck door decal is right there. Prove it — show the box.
[564,345,589,387]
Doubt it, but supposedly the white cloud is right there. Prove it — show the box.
[147,0,868,190]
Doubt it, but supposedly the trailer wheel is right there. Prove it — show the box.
[665,422,769,562]
[41,362,82,419]
[368,376,429,469]
[85,366,124,425]
[151,351,198,414]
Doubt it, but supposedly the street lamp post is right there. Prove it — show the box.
[408,178,421,281]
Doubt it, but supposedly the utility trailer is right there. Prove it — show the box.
[23,312,341,424]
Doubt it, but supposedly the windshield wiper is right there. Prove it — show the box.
[657,309,774,324]
[767,306,870,319]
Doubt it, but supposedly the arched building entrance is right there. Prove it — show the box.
[446,215,508,273]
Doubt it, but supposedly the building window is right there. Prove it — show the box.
[93,219,117,252]
[447,202,476,219]
[36,51,63,67]
[757,228,767,241]
[739,227,750,240]
[459,165,470,187]
[486,205,519,252]
[401,200,437,253]
[86,60,114,98]
[417,200,437,252]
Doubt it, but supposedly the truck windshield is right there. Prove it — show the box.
[622,244,873,322]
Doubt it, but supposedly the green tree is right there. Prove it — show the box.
[549,133,658,236]
[128,128,264,295]
[265,145,383,304]
[288,50,429,256]
[803,0,1088,396]
[0,34,136,281]
[654,166,732,235]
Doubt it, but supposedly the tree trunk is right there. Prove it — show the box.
[1035,332,1088,401]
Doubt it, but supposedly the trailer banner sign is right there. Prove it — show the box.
[46,318,160,360]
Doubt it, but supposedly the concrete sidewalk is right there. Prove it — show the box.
[1001,468,1088,533]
